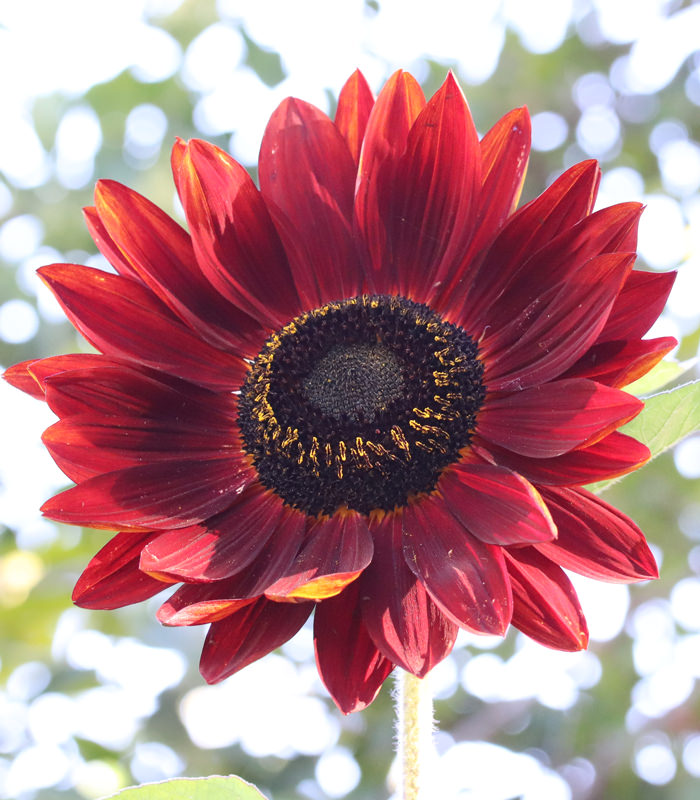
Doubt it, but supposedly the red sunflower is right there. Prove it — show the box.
[6,71,677,713]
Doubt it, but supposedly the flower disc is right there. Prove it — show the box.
[238,294,485,515]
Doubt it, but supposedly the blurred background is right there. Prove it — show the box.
[1,0,700,798]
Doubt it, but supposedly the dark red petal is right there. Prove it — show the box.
[358,70,426,163]
[259,97,360,308]
[4,361,46,399]
[225,507,307,595]
[200,597,313,683]
[334,69,374,165]
[5,354,118,400]
[434,107,531,319]
[478,107,531,223]
[503,156,600,244]
[482,252,635,391]
[457,160,601,329]
[158,588,256,627]
[599,269,676,342]
[387,73,481,299]
[42,458,254,530]
[157,508,307,626]
[439,460,556,545]
[265,510,373,601]
[83,206,141,280]
[44,364,237,422]
[314,579,394,713]
[139,486,283,580]
[175,139,300,329]
[30,354,120,390]
[564,336,677,388]
[504,548,588,651]
[72,531,166,609]
[42,414,239,483]
[402,496,512,634]
[360,513,457,676]
[355,69,426,291]
[171,136,186,177]
[479,203,643,336]
[477,431,650,486]
[477,379,643,458]
[536,486,658,582]
[95,180,263,356]
[39,264,248,391]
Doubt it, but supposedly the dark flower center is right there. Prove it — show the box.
[238,295,485,516]
[302,343,404,422]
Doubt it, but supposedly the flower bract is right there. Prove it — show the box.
[6,70,677,713]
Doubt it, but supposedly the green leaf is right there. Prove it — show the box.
[625,358,696,396]
[100,776,271,800]
[622,380,700,454]
[589,379,700,493]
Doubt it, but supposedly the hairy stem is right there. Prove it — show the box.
[396,670,433,800]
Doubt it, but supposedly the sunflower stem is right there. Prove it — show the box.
[396,670,433,800]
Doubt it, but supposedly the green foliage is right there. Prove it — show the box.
[627,358,697,396]
[624,380,700,456]
[590,379,700,494]
[102,776,269,800]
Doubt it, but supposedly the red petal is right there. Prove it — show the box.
[4,360,46,399]
[385,73,481,299]
[95,180,263,356]
[158,589,255,627]
[39,264,248,391]
[402,496,512,634]
[42,458,254,530]
[479,203,642,336]
[477,379,643,458]
[139,486,283,580]
[504,548,588,651]
[536,486,658,582]
[175,139,300,329]
[358,69,425,162]
[564,336,677,388]
[42,413,239,483]
[5,354,115,400]
[265,510,373,601]
[171,136,186,177]
[360,513,457,676]
[30,354,120,390]
[478,431,650,486]
[259,97,360,308]
[434,107,531,318]
[314,579,394,713]
[334,69,374,165]
[458,160,601,329]
[44,363,237,421]
[504,156,600,242]
[157,508,307,625]
[200,597,313,683]
[439,461,556,545]
[479,107,531,221]
[482,252,635,391]
[599,269,676,341]
[355,69,426,291]
[83,206,141,280]
[72,531,166,609]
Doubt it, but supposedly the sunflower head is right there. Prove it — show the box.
[5,69,676,713]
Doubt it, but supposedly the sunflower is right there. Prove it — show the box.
[6,71,676,713]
